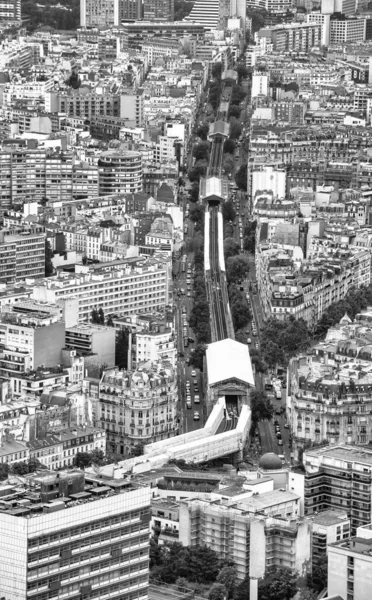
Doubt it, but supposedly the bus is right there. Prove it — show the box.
[181,256,187,273]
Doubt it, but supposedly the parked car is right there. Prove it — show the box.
[193,411,200,421]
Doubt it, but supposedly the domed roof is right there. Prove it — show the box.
[259,453,282,471]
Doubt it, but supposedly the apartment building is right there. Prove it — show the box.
[32,258,171,323]
[256,22,321,52]
[304,445,372,533]
[0,230,45,284]
[65,323,116,369]
[330,17,366,44]
[98,361,178,456]
[312,510,350,567]
[143,0,174,21]
[0,0,21,19]
[179,493,307,580]
[328,523,372,600]
[136,325,176,367]
[80,0,118,27]
[98,150,143,196]
[255,241,371,327]
[0,470,151,600]
[0,301,65,378]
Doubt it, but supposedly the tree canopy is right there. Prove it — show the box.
[189,182,199,203]
[196,123,209,141]
[250,390,274,424]
[222,200,236,223]
[224,237,240,261]
[243,221,257,254]
[260,316,310,368]
[315,284,372,337]
[116,327,130,369]
[235,164,247,191]
[223,138,236,154]
[226,255,250,285]
[193,141,210,162]
[258,566,298,600]
[45,239,54,276]
[151,542,221,584]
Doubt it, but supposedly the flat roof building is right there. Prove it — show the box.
[0,470,151,600]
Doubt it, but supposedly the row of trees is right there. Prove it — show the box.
[229,283,251,331]
[260,316,310,369]
[0,458,46,481]
[315,283,372,337]
[259,282,372,370]
[188,247,211,371]
[151,540,324,600]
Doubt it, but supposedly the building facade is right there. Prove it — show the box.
[98,361,178,456]
[0,470,151,600]
[304,445,372,534]
[0,230,45,284]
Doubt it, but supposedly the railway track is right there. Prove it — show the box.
[209,207,227,340]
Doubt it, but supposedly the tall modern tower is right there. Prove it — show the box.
[185,0,224,29]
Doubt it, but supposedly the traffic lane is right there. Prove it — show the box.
[184,365,203,432]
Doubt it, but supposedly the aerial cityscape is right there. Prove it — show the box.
[0,0,372,597]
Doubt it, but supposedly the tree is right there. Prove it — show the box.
[116,328,130,369]
[98,307,105,324]
[197,123,210,140]
[223,138,236,154]
[193,141,210,162]
[223,154,235,175]
[235,164,247,191]
[224,237,240,260]
[216,566,237,599]
[189,182,200,202]
[222,200,236,223]
[309,557,328,592]
[65,69,81,89]
[91,448,105,465]
[260,317,310,367]
[246,7,268,34]
[226,255,250,284]
[261,340,285,369]
[298,589,318,600]
[212,62,223,79]
[250,390,274,424]
[229,119,242,140]
[189,204,204,226]
[228,105,241,119]
[187,545,221,583]
[73,452,93,469]
[176,577,189,593]
[243,221,257,254]
[91,308,100,324]
[235,575,250,600]
[236,63,248,81]
[107,315,114,327]
[231,299,251,330]
[45,239,54,276]
[189,343,207,371]
[258,567,298,600]
[250,348,267,373]
[208,583,227,600]
[11,461,31,476]
[188,162,208,182]
[0,463,9,481]
[231,84,246,106]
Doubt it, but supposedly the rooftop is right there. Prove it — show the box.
[305,444,372,467]
[238,489,299,513]
[0,470,139,519]
[206,339,255,387]
[312,509,349,527]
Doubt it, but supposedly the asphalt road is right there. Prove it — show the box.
[174,206,204,436]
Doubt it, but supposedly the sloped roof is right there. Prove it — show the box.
[209,120,229,137]
[206,339,255,387]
